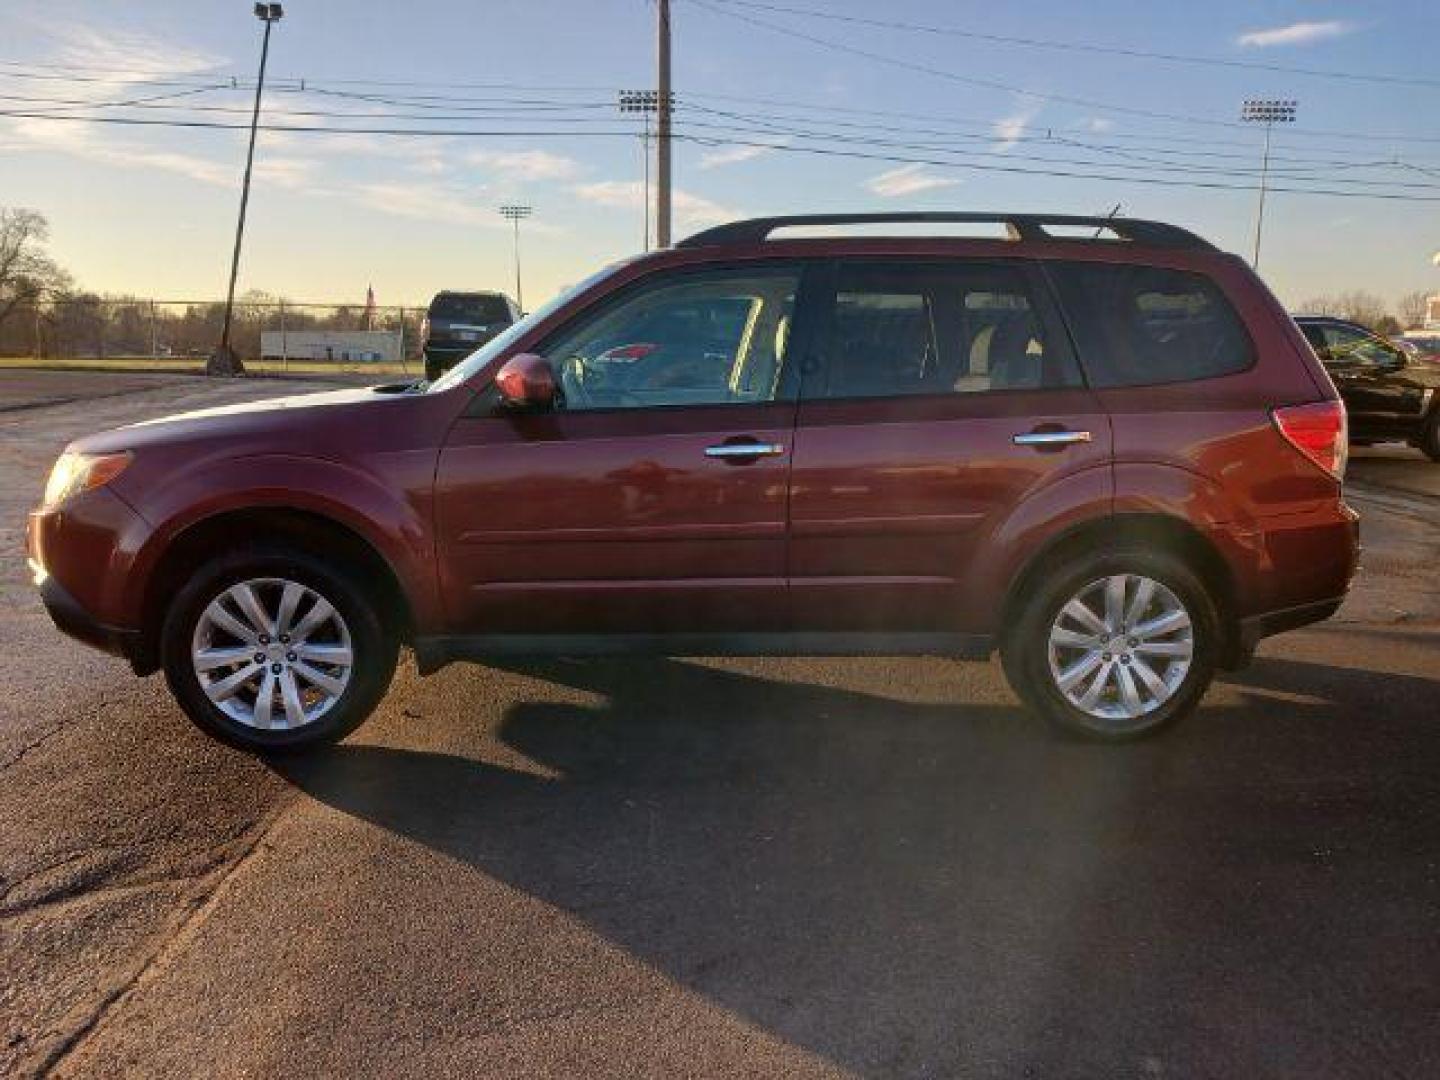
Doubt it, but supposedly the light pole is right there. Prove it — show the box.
[1241,98,1297,271]
[211,2,283,377]
[619,90,658,251]
[499,204,532,313]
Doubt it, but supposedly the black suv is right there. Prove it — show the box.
[422,291,520,381]
[1295,316,1440,461]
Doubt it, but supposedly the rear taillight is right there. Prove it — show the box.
[1272,400,1348,479]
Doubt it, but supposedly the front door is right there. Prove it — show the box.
[788,259,1111,634]
[1312,321,1427,435]
[435,263,808,635]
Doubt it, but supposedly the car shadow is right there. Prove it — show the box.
[275,653,1440,1076]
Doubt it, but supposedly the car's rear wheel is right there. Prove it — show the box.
[1001,547,1220,740]
[1417,409,1440,463]
[160,546,398,752]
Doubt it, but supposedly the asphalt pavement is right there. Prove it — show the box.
[2,371,1437,1079]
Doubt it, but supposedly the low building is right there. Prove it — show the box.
[259,329,402,363]
[1427,294,1440,330]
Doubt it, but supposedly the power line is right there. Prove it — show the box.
[6,106,1439,201]
[5,56,1440,152]
[695,0,1440,90]
[673,116,1440,192]
[673,133,1440,202]
[679,102,1440,180]
[686,0,1440,146]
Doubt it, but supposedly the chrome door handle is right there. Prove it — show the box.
[1013,430,1092,447]
[705,442,786,458]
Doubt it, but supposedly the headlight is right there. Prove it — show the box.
[42,451,132,509]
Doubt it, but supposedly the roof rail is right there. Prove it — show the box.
[676,213,1215,251]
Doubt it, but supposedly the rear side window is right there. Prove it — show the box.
[818,262,1080,399]
[430,295,511,323]
[1048,263,1254,388]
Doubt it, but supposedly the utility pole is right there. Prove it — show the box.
[499,204,532,312]
[1240,98,1297,271]
[212,2,284,377]
[656,0,673,248]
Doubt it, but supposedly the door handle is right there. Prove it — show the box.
[1012,429,1092,447]
[705,441,786,459]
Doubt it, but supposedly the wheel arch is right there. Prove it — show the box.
[999,512,1244,667]
[133,506,415,675]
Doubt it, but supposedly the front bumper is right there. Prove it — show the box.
[32,559,147,668]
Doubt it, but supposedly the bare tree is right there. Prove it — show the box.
[1397,289,1431,330]
[0,208,71,333]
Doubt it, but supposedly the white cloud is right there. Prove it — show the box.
[698,143,783,169]
[466,149,581,181]
[572,180,739,228]
[1237,20,1353,48]
[992,106,1040,152]
[349,182,502,227]
[0,22,239,187]
[864,164,960,198]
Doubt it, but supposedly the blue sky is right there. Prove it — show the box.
[1,0,1437,310]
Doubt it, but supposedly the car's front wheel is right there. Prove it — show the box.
[160,546,398,752]
[1001,547,1220,740]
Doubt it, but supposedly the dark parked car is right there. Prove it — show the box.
[1294,316,1440,461]
[421,290,520,381]
[29,213,1357,752]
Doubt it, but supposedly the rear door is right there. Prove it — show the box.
[787,258,1111,634]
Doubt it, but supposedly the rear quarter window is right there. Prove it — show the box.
[1047,263,1255,388]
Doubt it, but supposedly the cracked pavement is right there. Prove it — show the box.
[2,372,1438,1079]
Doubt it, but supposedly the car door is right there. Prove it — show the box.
[434,263,810,635]
[787,258,1111,634]
[1315,321,1420,431]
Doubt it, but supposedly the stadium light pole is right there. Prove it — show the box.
[619,90,658,251]
[1241,98,1297,271]
[499,204,532,313]
[212,2,283,377]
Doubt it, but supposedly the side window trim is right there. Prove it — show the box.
[802,257,1081,403]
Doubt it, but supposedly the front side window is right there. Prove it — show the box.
[818,263,1072,399]
[1319,323,1402,368]
[1049,263,1254,388]
[541,268,799,411]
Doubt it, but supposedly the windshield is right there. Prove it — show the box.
[426,264,628,393]
[429,294,511,324]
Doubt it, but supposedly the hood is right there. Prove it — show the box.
[129,385,387,428]
[70,382,431,457]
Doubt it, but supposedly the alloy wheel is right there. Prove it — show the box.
[1046,574,1194,724]
[190,577,354,730]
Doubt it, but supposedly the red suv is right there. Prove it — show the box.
[27,213,1358,751]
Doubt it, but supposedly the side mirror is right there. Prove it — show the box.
[494,352,558,411]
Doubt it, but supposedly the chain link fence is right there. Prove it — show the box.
[0,298,427,374]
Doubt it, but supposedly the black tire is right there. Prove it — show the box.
[1001,545,1221,741]
[1418,409,1440,463]
[161,545,398,753]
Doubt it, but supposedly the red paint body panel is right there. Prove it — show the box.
[435,402,794,632]
[789,387,1112,631]
[26,227,1359,671]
